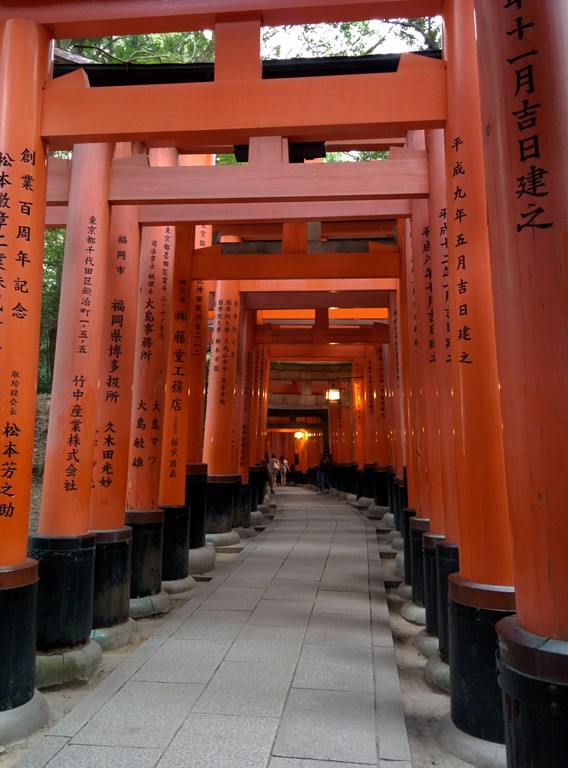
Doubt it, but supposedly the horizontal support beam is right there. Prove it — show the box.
[265,344,375,360]
[45,200,411,227]
[256,324,389,344]
[42,57,445,149]
[191,246,400,280]
[114,160,427,205]
[1,1,444,37]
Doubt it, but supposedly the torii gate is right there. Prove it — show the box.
[0,3,566,767]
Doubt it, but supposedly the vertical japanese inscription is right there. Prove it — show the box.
[502,0,552,234]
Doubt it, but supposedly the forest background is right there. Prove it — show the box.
[40,16,441,392]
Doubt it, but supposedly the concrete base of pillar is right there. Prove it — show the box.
[337,491,348,500]
[35,639,103,689]
[437,713,506,768]
[415,628,439,659]
[91,618,138,651]
[395,551,406,579]
[366,504,389,519]
[390,536,404,551]
[346,493,358,505]
[425,652,451,694]
[381,512,396,529]
[206,530,241,547]
[400,599,426,626]
[397,581,413,601]
[129,590,171,619]
[188,545,216,575]
[250,511,265,527]
[0,690,49,747]
[233,526,256,539]
[162,574,198,595]
[354,496,373,509]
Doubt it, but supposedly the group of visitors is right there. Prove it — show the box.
[263,452,290,494]
[259,446,333,496]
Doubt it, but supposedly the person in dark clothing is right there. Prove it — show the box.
[316,446,332,493]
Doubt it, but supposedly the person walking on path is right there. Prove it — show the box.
[279,455,290,486]
[268,453,280,494]
[317,446,332,493]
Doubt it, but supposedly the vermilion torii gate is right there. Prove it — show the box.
[0,2,566,766]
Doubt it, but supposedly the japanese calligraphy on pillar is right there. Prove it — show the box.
[502,0,552,234]
[64,215,99,493]
[94,233,130,490]
[129,228,171,478]
[0,147,37,517]
[450,137,475,365]
[165,276,188,481]
[189,280,204,359]
[378,348,387,420]
[366,357,375,416]
[419,225,436,363]
[239,348,253,469]
[437,208,451,362]
[211,297,239,407]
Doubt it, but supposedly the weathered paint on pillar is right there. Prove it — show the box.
[236,309,256,481]
[185,273,208,464]
[202,280,240,474]
[444,0,514,586]
[476,0,568,637]
[126,147,177,510]
[375,345,390,466]
[248,344,264,463]
[0,19,49,563]
[408,131,445,533]
[39,143,113,536]
[363,345,379,464]
[425,128,460,544]
[158,224,192,506]
[183,154,213,464]
[388,291,406,478]
[89,144,140,531]
[258,345,270,458]
[352,358,366,468]
[398,220,420,509]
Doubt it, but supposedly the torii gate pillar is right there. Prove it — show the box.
[475,1,568,764]
[0,17,50,741]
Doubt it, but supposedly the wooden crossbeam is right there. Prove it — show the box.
[42,58,445,150]
[256,324,389,345]
[189,249,400,280]
[2,2,444,39]
[46,156,427,205]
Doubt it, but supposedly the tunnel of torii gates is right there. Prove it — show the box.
[0,0,566,762]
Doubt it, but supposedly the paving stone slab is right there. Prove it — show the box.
[34,744,162,768]
[133,637,232,683]
[304,612,372,648]
[158,713,279,768]
[293,644,374,693]
[274,688,377,764]
[193,660,295,717]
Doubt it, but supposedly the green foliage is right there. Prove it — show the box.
[38,229,65,392]
[57,31,215,64]
[325,150,388,163]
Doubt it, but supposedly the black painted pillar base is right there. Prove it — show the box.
[496,616,568,768]
[248,466,261,512]
[423,533,445,636]
[160,505,190,582]
[449,574,515,744]
[91,527,132,629]
[373,466,389,507]
[0,559,38,711]
[362,464,376,498]
[185,463,207,550]
[28,533,96,652]
[436,541,460,663]
[409,516,430,606]
[401,508,416,586]
[125,509,164,599]
[230,478,244,527]
[206,474,239,534]
[355,468,364,499]
[234,483,252,529]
